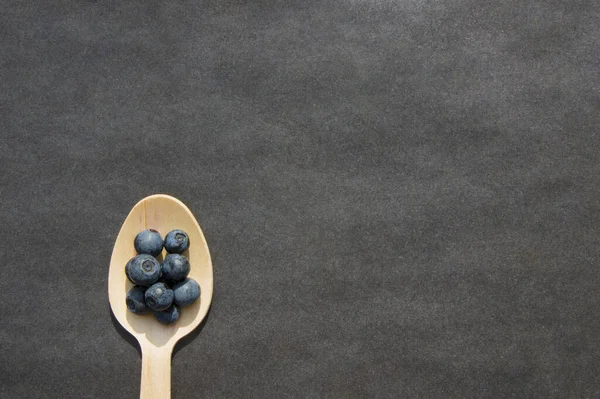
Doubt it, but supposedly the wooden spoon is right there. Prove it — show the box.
[108,194,213,399]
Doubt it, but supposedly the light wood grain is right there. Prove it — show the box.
[108,194,213,399]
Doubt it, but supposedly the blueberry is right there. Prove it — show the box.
[164,229,190,254]
[134,229,164,256]
[145,282,174,311]
[173,278,201,307]
[161,254,190,282]
[126,286,149,314]
[127,254,161,287]
[154,305,180,325]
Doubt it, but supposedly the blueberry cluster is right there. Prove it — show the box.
[125,229,200,325]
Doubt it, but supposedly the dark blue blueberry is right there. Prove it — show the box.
[154,305,180,325]
[164,229,190,254]
[161,254,190,282]
[134,229,164,256]
[127,254,162,287]
[144,282,174,311]
[173,278,201,307]
[126,286,149,314]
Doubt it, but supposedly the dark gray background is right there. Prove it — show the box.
[1,0,599,398]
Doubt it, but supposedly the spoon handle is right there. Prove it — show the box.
[140,345,172,399]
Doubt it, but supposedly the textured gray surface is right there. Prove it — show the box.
[2,1,600,398]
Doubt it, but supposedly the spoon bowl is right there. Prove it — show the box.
[108,194,213,398]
